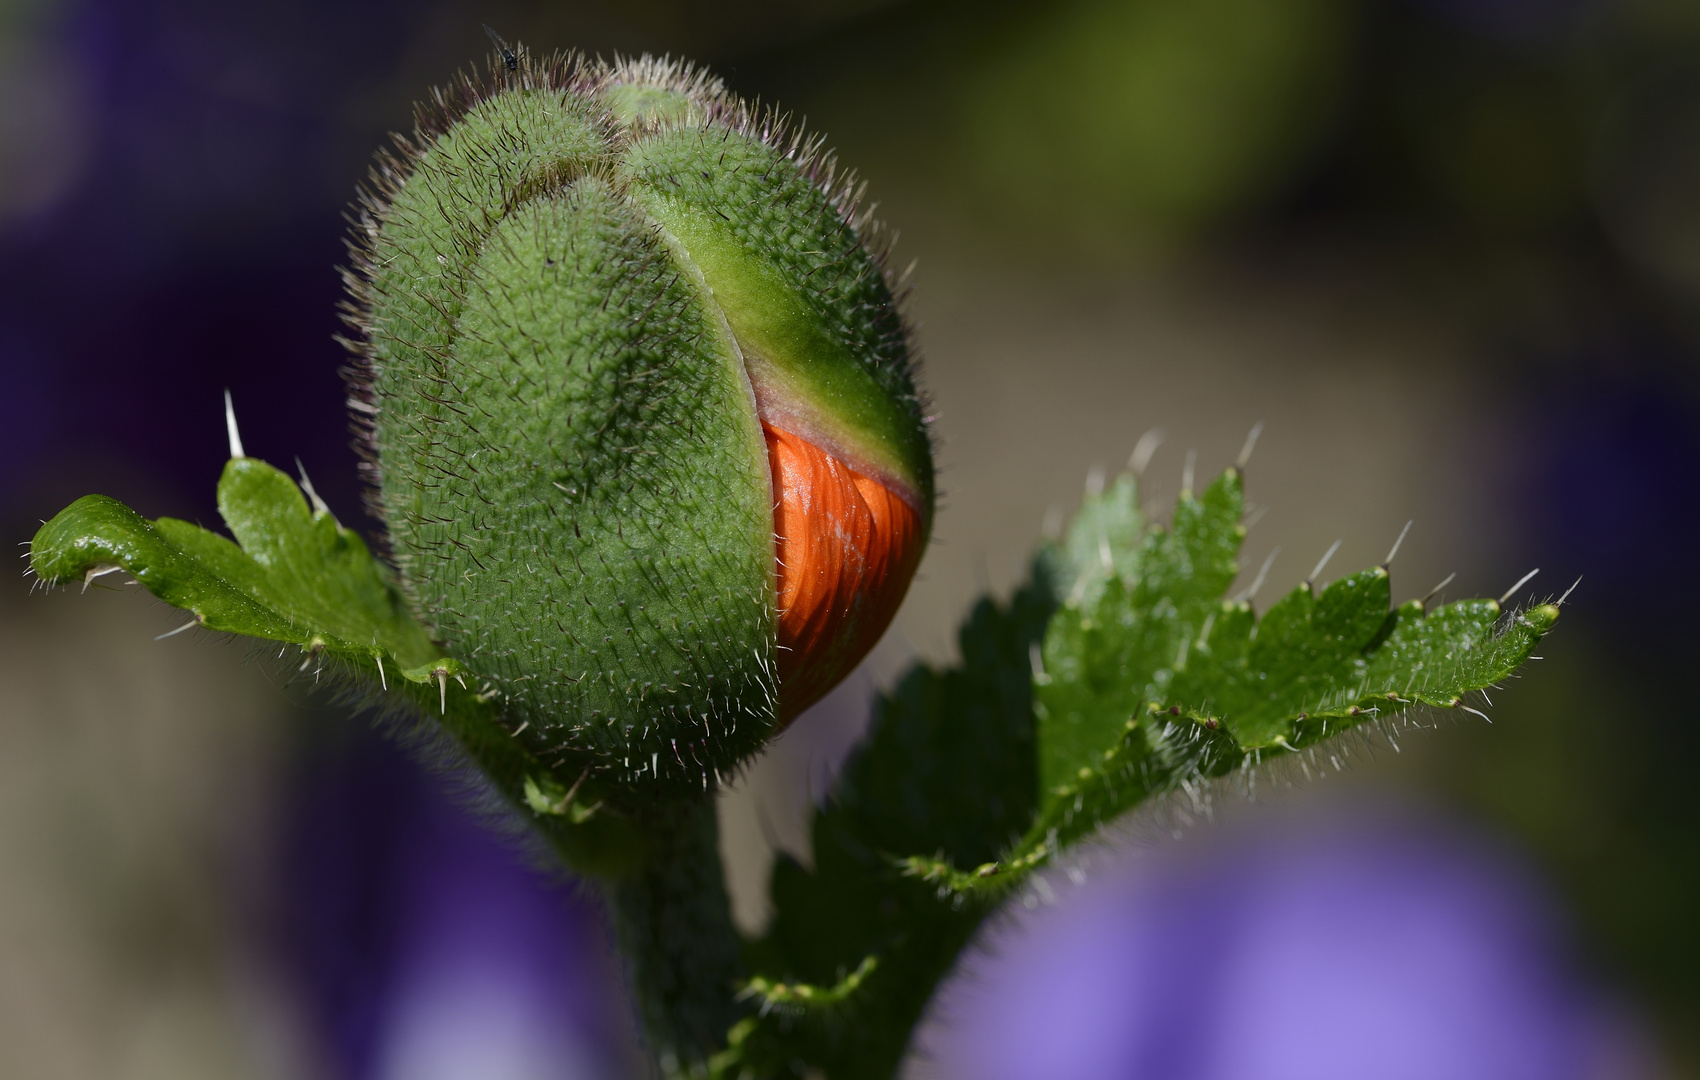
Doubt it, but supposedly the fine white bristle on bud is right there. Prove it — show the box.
[1307,539,1343,585]
[1383,520,1413,567]
[1235,547,1279,603]
[1235,422,1264,469]
[1498,568,1539,606]
[296,458,333,517]
[224,390,246,459]
[1423,571,1458,606]
[1557,575,1582,605]
[1129,428,1165,475]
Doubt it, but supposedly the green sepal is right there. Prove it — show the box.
[621,124,933,510]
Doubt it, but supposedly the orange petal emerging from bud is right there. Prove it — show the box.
[764,423,925,723]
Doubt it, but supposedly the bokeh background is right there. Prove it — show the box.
[2,0,1695,1076]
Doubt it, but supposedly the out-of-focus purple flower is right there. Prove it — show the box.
[276,726,640,1080]
[364,785,634,1080]
[918,803,1653,1080]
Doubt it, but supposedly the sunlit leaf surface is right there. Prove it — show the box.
[731,465,1555,1078]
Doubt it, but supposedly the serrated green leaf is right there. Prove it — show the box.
[1035,468,1244,796]
[1013,466,1558,870]
[29,455,644,877]
[31,457,440,672]
[737,955,879,1017]
[1045,471,1143,609]
[731,464,1558,1077]
[1172,567,1396,746]
[733,571,1057,1080]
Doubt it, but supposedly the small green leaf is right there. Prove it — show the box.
[31,457,437,673]
[29,455,645,879]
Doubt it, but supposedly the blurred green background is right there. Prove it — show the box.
[2,0,1696,1075]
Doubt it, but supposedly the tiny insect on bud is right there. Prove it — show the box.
[346,52,933,791]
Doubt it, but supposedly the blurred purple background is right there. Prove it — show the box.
[921,806,1651,1080]
[2,0,1696,1076]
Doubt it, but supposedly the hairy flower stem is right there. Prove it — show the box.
[608,798,743,1071]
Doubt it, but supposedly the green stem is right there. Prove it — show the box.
[607,796,745,1073]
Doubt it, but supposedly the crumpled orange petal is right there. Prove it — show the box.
[764,422,924,723]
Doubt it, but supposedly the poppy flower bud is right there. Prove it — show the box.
[346,53,932,791]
